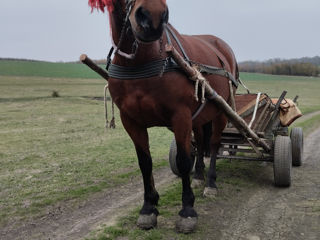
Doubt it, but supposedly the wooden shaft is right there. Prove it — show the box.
[165,44,271,152]
[208,94,271,152]
[165,45,197,78]
[80,54,109,81]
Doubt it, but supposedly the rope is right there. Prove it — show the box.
[110,100,116,129]
[238,77,250,94]
[104,84,116,129]
[104,84,109,128]
[248,92,261,129]
[191,66,207,103]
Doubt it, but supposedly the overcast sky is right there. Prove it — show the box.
[0,0,319,62]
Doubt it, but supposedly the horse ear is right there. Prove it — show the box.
[88,0,115,12]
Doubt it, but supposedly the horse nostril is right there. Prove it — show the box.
[135,7,152,31]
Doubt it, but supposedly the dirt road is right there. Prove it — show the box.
[198,127,320,240]
[1,127,319,240]
[0,167,178,240]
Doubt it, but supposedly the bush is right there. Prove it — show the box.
[51,90,60,98]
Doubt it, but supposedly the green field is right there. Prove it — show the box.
[1,60,320,233]
[0,60,101,79]
[0,74,172,225]
[239,72,320,113]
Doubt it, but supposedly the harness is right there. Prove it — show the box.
[107,24,238,88]
[104,0,240,124]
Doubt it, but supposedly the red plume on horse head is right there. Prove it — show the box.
[89,0,115,12]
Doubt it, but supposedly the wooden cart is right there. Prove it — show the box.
[169,91,304,187]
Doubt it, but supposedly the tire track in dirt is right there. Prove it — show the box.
[295,110,320,123]
[0,166,178,240]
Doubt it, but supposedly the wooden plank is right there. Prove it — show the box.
[253,100,271,131]
[237,94,267,116]
[216,155,273,162]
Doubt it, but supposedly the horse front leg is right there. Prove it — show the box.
[120,113,159,230]
[204,114,228,198]
[172,112,198,233]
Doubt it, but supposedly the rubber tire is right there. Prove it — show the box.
[290,127,303,167]
[273,136,292,187]
[169,138,195,176]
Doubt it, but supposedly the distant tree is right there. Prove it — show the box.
[239,56,320,77]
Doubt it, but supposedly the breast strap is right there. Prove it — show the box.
[108,59,181,79]
[107,25,238,88]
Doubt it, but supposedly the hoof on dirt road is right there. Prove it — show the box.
[203,187,218,198]
[176,216,197,234]
[191,179,205,188]
[137,213,157,230]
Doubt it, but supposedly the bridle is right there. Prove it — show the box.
[106,0,137,69]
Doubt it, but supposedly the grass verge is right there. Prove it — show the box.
[291,113,320,135]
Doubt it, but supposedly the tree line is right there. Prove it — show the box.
[239,56,320,77]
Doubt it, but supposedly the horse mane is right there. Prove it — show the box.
[89,0,115,12]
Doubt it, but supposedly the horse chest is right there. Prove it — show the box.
[120,91,163,123]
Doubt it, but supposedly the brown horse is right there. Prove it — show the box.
[89,0,238,233]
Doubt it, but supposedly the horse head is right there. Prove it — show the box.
[89,0,168,43]
[129,0,169,42]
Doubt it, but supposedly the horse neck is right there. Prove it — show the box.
[109,10,163,66]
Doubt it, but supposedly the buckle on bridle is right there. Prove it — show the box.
[125,0,136,12]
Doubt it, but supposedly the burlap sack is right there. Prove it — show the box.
[271,98,303,126]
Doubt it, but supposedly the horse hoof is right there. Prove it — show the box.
[191,179,204,188]
[137,213,157,230]
[203,187,218,198]
[176,216,198,234]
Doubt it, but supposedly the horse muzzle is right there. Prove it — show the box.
[133,6,169,43]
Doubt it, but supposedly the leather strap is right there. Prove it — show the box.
[108,59,181,79]
[166,26,190,62]
[195,62,238,88]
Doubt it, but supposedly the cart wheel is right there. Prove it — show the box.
[273,136,292,187]
[290,127,303,167]
[169,138,196,177]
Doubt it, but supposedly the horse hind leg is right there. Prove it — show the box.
[120,114,159,229]
[204,114,228,198]
[192,122,212,188]
[191,127,205,188]
[172,113,198,233]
